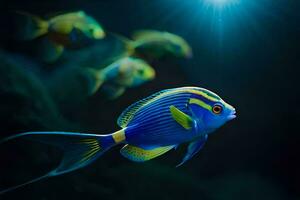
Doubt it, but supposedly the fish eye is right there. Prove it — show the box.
[212,104,223,114]
[89,28,94,33]
[135,67,144,73]
[137,69,145,75]
[174,45,182,52]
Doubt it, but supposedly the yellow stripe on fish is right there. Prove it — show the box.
[189,98,212,111]
[118,87,221,128]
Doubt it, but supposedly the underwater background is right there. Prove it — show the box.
[0,0,299,199]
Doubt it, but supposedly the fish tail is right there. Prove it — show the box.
[84,67,105,95]
[0,131,116,194]
[15,11,49,40]
[109,32,136,55]
[0,173,50,195]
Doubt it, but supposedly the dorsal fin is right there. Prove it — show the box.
[117,87,209,128]
[117,89,172,128]
[131,30,165,41]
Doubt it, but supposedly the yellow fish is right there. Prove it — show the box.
[16,11,105,62]
[87,57,156,99]
[115,30,192,59]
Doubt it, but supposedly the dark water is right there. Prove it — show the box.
[0,0,299,199]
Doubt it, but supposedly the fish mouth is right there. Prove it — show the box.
[94,29,106,39]
[227,110,236,120]
[147,68,156,80]
[185,50,193,59]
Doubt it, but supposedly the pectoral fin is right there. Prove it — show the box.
[176,134,208,167]
[38,36,64,63]
[120,144,175,162]
[170,105,193,130]
[100,84,126,99]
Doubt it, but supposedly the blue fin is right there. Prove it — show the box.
[117,89,173,128]
[0,131,114,194]
[176,134,208,167]
[0,173,49,195]
[120,144,176,162]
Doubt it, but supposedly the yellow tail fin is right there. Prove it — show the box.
[15,11,49,40]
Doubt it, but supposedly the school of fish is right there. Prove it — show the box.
[0,10,236,194]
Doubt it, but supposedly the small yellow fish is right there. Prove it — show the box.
[16,11,105,62]
[87,57,156,98]
[116,30,192,59]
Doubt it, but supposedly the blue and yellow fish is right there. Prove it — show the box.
[0,86,236,194]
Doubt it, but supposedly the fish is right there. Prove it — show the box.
[0,86,236,194]
[16,11,105,62]
[115,30,193,59]
[86,57,156,98]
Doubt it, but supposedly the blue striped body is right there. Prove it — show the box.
[122,89,203,147]
[0,87,236,194]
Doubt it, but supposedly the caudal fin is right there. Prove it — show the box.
[15,11,49,40]
[84,67,105,95]
[109,32,136,55]
[0,174,50,195]
[0,131,115,194]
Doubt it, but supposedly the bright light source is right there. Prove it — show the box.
[211,0,228,4]
[204,0,239,8]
